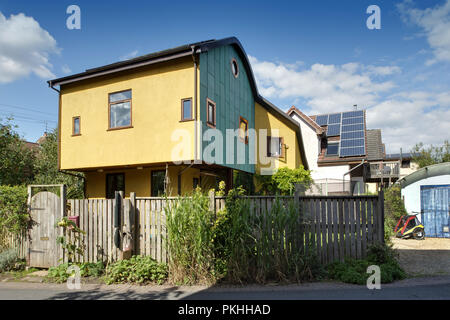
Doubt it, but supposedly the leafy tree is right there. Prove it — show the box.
[411,140,450,168]
[0,118,36,185]
[33,128,85,198]
[256,166,312,195]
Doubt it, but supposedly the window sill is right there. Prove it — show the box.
[179,119,194,123]
[206,122,216,129]
[107,125,134,131]
[71,134,81,137]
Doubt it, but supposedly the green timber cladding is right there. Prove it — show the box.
[199,44,255,173]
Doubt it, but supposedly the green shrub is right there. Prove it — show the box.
[384,185,407,242]
[0,185,29,249]
[47,261,105,283]
[165,190,215,285]
[0,248,20,272]
[104,255,167,285]
[327,243,406,285]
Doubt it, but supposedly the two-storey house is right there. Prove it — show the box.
[48,37,308,198]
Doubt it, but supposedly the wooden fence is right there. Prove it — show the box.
[7,191,384,266]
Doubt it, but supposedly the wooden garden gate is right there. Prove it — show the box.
[28,185,66,268]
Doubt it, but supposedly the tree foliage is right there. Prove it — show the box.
[255,166,312,195]
[411,140,450,168]
[0,118,35,185]
[33,128,85,198]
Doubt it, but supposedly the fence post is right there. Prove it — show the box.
[378,189,385,243]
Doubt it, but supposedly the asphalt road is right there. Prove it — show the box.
[0,276,449,300]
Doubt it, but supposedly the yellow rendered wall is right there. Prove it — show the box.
[60,57,196,170]
[254,102,303,174]
[85,166,202,198]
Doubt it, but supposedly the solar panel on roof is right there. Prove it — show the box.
[328,113,341,124]
[326,124,341,136]
[342,110,364,118]
[341,131,364,139]
[316,115,328,126]
[342,117,364,125]
[342,124,364,132]
[340,146,365,157]
[340,138,365,148]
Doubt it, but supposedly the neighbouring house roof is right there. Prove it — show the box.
[366,129,385,161]
[397,162,450,188]
[47,37,309,170]
[287,106,324,135]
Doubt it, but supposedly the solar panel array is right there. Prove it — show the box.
[315,110,366,157]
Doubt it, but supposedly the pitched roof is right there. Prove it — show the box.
[287,106,324,134]
[366,129,384,160]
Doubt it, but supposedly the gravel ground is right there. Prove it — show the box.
[392,237,450,276]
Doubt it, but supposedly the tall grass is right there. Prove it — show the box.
[165,188,324,285]
[165,190,216,285]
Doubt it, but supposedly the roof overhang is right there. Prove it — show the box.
[397,162,450,188]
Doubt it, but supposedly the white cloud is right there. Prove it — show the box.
[61,65,71,74]
[249,54,449,153]
[120,50,139,61]
[248,55,396,115]
[398,0,450,65]
[0,12,59,83]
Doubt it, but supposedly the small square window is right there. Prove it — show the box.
[106,173,125,199]
[109,90,132,129]
[326,142,339,156]
[181,98,192,121]
[206,98,216,127]
[267,136,284,158]
[72,117,80,136]
[239,116,248,143]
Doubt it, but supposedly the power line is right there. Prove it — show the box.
[0,103,56,116]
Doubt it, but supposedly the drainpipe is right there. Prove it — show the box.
[191,46,199,164]
[343,159,365,195]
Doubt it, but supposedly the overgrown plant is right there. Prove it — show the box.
[56,217,86,263]
[165,189,216,285]
[0,248,21,272]
[384,185,407,242]
[47,261,105,283]
[104,255,167,284]
[0,185,29,249]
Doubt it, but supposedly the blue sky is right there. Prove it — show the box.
[0,0,449,153]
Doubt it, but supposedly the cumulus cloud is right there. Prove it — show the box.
[249,54,449,153]
[0,12,59,83]
[398,0,450,65]
[248,55,396,115]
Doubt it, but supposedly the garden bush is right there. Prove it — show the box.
[0,185,29,249]
[104,255,167,284]
[0,248,21,272]
[327,243,406,284]
[47,261,105,283]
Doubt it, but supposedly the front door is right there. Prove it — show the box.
[421,185,450,238]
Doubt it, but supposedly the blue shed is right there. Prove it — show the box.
[399,162,450,238]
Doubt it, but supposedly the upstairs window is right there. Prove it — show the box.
[267,136,284,158]
[72,116,80,136]
[181,98,193,121]
[109,89,132,130]
[326,142,339,156]
[206,98,216,128]
[239,116,248,144]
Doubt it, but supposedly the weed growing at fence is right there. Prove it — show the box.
[327,243,406,284]
[214,189,325,284]
[165,189,216,285]
[46,261,105,283]
[56,217,86,263]
[0,248,22,272]
[104,255,167,285]
[384,185,407,242]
